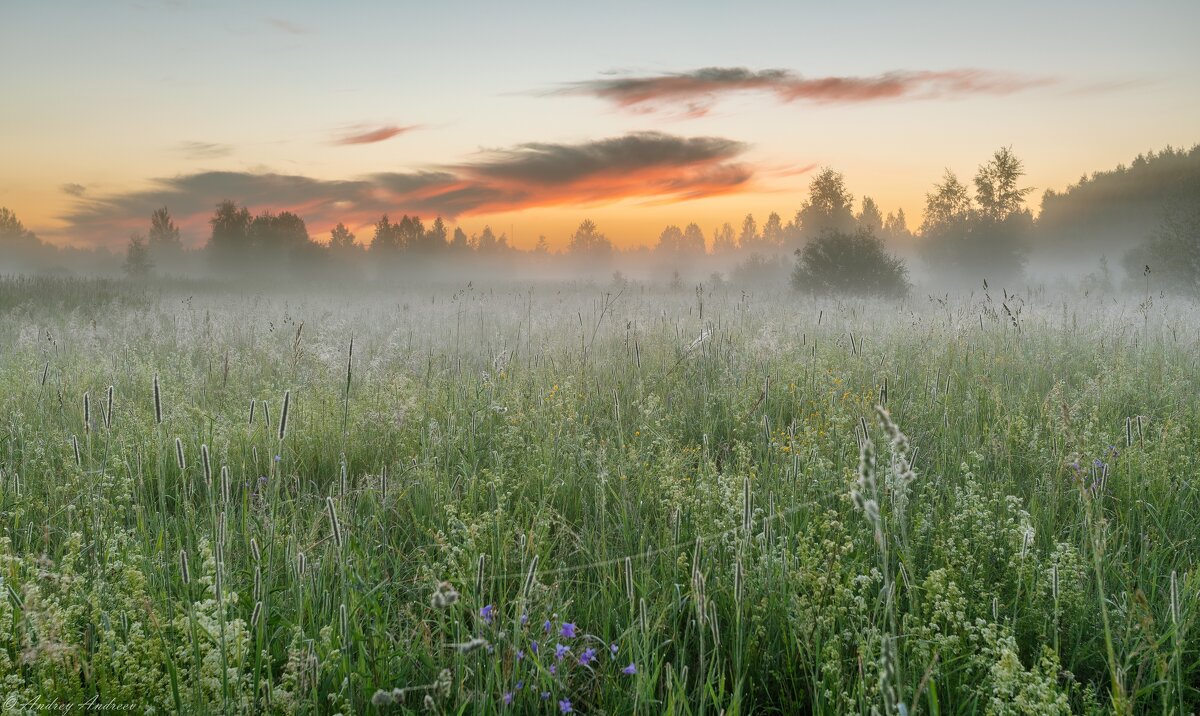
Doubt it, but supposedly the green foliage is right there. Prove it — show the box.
[792,228,910,298]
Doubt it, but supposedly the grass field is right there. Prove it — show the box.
[0,276,1196,714]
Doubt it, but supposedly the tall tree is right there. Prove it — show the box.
[370,214,400,252]
[919,170,973,236]
[656,224,684,253]
[329,222,356,251]
[148,207,182,251]
[207,200,251,267]
[974,146,1033,221]
[0,207,42,252]
[123,233,153,278]
[857,197,884,235]
[568,219,612,256]
[681,223,706,254]
[711,222,737,254]
[450,226,469,251]
[738,214,759,251]
[425,217,449,250]
[795,167,856,241]
[883,209,912,243]
[761,212,785,249]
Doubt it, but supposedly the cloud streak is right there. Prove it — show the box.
[555,67,1054,116]
[176,141,234,159]
[60,132,759,246]
[333,125,420,145]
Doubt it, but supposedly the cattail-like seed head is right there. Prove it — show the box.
[521,555,539,601]
[180,550,190,584]
[71,435,81,467]
[104,385,113,428]
[624,556,634,604]
[1170,570,1179,625]
[153,373,162,424]
[175,437,185,471]
[297,551,306,578]
[254,565,262,601]
[340,602,349,638]
[277,390,290,441]
[200,444,211,486]
[83,391,90,433]
[250,537,261,562]
[451,637,488,654]
[251,601,262,628]
[221,466,230,505]
[326,496,343,549]
[475,554,486,597]
[248,399,256,427]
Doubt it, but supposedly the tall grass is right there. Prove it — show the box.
[0,276,1195,714]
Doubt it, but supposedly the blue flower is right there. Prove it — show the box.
[554,643,569,661]
[559,699,573,713]
[559,622,576,638]
[480,604,495,624]
[516,681,524,690]
[520,613,529,626]
[274,455,281,462]
[516,649,524,661]
[609,643,619,657]
[541,692,550,700]
[502,692,513,706]
[543,619,552,634]
[623,662,637,675]
[531,640,539,654]
[578,647,597,665]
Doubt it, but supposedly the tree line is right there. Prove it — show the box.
[3,144,1197,295]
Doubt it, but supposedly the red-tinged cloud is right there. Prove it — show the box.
[333,125,420,145]
[555,67,1053,116]
[59,132,760,246]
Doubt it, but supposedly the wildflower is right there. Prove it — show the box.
[520,613,529,626]
[555,643,569,661]
[623,662,637,675]
[560,622,576,638]
[516,650,524,661]
[516,681,523,690]
[549,664,556,675]
[559,699,573,713]
[609,643,619,657]
[541,692,550,700]
[543,619,552,634]
[274,455,281,462]
[502,692,514,706]
[578,647,597,665]
[530,640,539,654]
[480,604,495,624]
[372,690,393,706]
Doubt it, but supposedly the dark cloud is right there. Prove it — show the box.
[60,183,87,197]
[176,141,234,159]
[60,133,759,246]
[555,67,1054,116]
[333,125,420,145]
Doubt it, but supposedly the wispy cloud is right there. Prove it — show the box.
[176,141,234,159]
[554,67,1054,117]
[61,132,761,246]
[60,183,87,197]
[332,125,420,145]
[266,18,309,35]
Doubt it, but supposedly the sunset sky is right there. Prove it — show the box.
[2,0,1198,251]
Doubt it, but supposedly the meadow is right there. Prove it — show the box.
[0,275,1196,714]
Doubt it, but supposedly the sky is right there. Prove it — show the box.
[1,0,1198,251]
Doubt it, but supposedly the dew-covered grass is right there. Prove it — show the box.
[0,276,1196,714]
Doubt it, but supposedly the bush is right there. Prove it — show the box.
[791,228,909,298]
